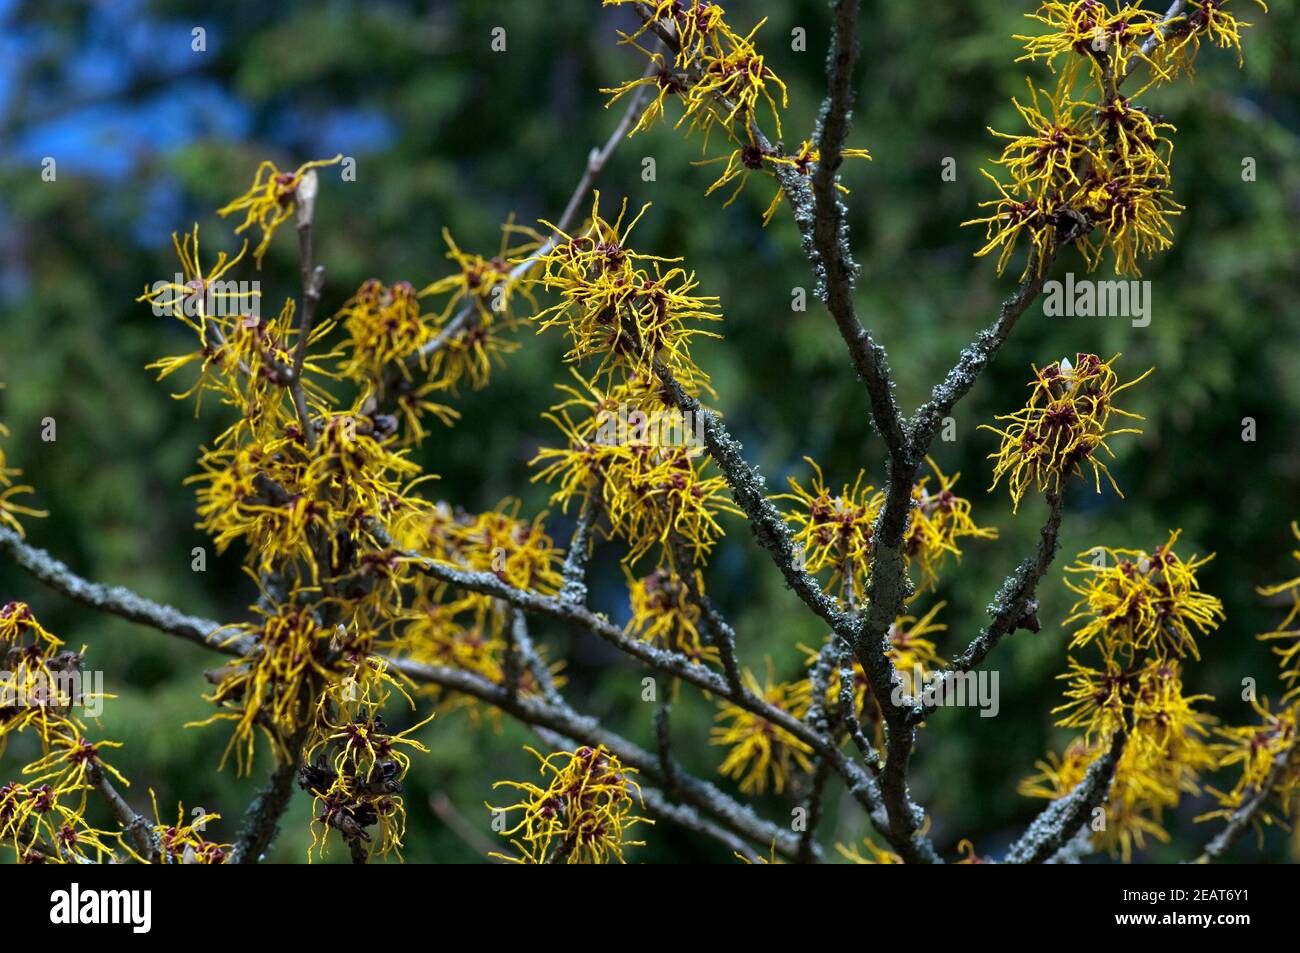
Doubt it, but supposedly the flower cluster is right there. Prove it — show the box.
[138,795,231,865]
[1197,522,1300,837]
[1062,531,1224,660]
[136,163,483,864]
[299,658,431,862]
[626,567,715,665]
[1022,531,1223,858]
[489,745,649,863]
[983,353,1151,512]
[711,667,813,795]
[967,1,1265,277]
[528,195,721,390]
[387,502,564,719]
[776,457,994,604]
[190,603,334,775]
[333,222,540,435]
[0,604,134,864]
[531,371,739,568]
[603,2,871,224]
[217,155,342,265]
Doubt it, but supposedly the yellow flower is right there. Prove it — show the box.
[531,371,739,568]
[836,837,903,864]
[907,459,998,593]
[1200,696,1298,831]
[982,353,1151,512]
[336,279,434,384]
[217,155,343,265]
[971,2,1264,277]
[1155,0,1267,76]
[775,457,879,603]
[989,80,1099,200]
[189,602,334,775]
[489,745,649,864]
[138,792,231,864]
[136,224,258,333]
[625,567,716,666]
[1062,530,1224,660]
[962,172,1061,278]
[712,666,813,795]
[1016,3,1165,81]
[300,657,431,862]
[527,195,722,388]
[419,222,539,323]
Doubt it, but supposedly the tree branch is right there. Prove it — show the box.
[1197,745,1296,863]
[0,528,249,655]
[1004,731,1126,864]
[910,491,1063,725]
[88,764,160,863]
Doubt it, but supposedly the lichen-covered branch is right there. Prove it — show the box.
[910,491,1063,725]
[0,527,249,655]
[1004,731,1126,864]
[1197,745,1296,863]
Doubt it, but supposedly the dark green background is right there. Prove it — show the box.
[0,0,1296,862]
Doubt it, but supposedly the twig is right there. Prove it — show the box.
[1004,731,1126,864]
[290,169,323,451]
[89,765,160,863]
[231,718,312,864]
[809,0,908,460]
[639,787,760,862]
[0,528,248,655]
[909,247,1056,459]
[429,792,498,858]
[653,702,678,796]
[654,363,850,633]
[910,491,1063,724]
[796,759,832,864]
[1197,746,1296,863]
[1120,0,1188,86]
[672,541,743,695]
[406,50,661,370]
[559,495,598,605]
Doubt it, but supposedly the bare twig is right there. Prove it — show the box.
[796,759,832,864]
[231,718,313,864]
[0,528,248,655]
[559,495,598,605]
[809,0,908,460]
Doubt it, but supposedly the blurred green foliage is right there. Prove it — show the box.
[0,0,1296,863]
